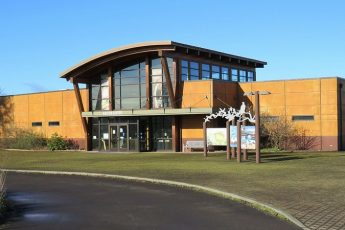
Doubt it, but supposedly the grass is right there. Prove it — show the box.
[1,150,345,224]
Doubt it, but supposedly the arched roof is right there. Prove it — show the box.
[60,41,267,80]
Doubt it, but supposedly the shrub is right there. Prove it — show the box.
[47,133,67,151]
[261,115,295,150]
[261,114,316,151]
[65,139,80,150]
[291,128,317,150]
[6,128,46,150]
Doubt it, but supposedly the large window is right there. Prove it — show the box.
[239,70,247,82]
[113,61,146,110]
[221,67,229,80]
[181,60,199,81]
[211,65,220,79]
[202,64,210,79]
[231,68,238,81]
[247,71,254,82]
[91,73,110,110]
[190,61,199,80]
[181,60,252,82]
[151,58,173,109]
[181,60,189,81]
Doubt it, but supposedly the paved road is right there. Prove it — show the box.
[3,173,300,230]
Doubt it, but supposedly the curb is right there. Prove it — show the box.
[4,169,308,230]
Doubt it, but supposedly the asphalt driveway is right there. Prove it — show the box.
[3,173,300,230]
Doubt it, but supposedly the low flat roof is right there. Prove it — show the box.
[240,76,344,84]
[0,88,87,97]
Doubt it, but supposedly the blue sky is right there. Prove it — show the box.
[1,0,344,95]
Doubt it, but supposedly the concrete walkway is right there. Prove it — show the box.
[279,201,345,230]
[4,172,299,230]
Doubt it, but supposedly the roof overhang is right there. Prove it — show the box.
[60,40,267,81]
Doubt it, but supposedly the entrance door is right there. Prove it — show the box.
[118,125,128,151]
[110,124,128,151]
[110,125,118,151]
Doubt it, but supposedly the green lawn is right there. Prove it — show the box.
[1,150,345,224]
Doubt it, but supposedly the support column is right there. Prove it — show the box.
[160,56,176,108]
[145,57,151,109]
[237,120,241,163]
[172,116,180,152]
[231,119,236,158]
[226,120,230,160]
[73,81,90,150]
[203,122,208,157]
[108,66,113,110]
[255,91,261,163]
[173,58,180,106]
[243,119,248,160]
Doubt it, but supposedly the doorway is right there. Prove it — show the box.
[110,124,128,151]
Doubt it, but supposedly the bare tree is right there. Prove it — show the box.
[0,89,14,138]
[261,113,315,151]
[0,88,6,211]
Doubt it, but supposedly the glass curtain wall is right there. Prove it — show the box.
[113,61,146,110]
[90,118,110,151]
[91,73,110,110]
[150,57,173,109]
[91,116,172,152]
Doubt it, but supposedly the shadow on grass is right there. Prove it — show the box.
[262,152,325,163]
[242,152,305,163]
[201,152,308,162]
[261,155,303,162]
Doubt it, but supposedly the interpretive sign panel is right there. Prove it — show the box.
[230,126,238,148]
[241,126,255,149]
[206,128,227,146]
[230,126,255,149]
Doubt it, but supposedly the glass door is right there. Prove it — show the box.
[110,125,118,151]
[110,124,128,151]
[118,125,128,151]
[152,117,172,151]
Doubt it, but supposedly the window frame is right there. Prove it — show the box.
[32,122,42,127]
[48,121,60,126]
[292,115,315,121]
[113,59,146,110]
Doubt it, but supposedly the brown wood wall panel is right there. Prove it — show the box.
[1,89,87,142]
[1,76,343,151]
